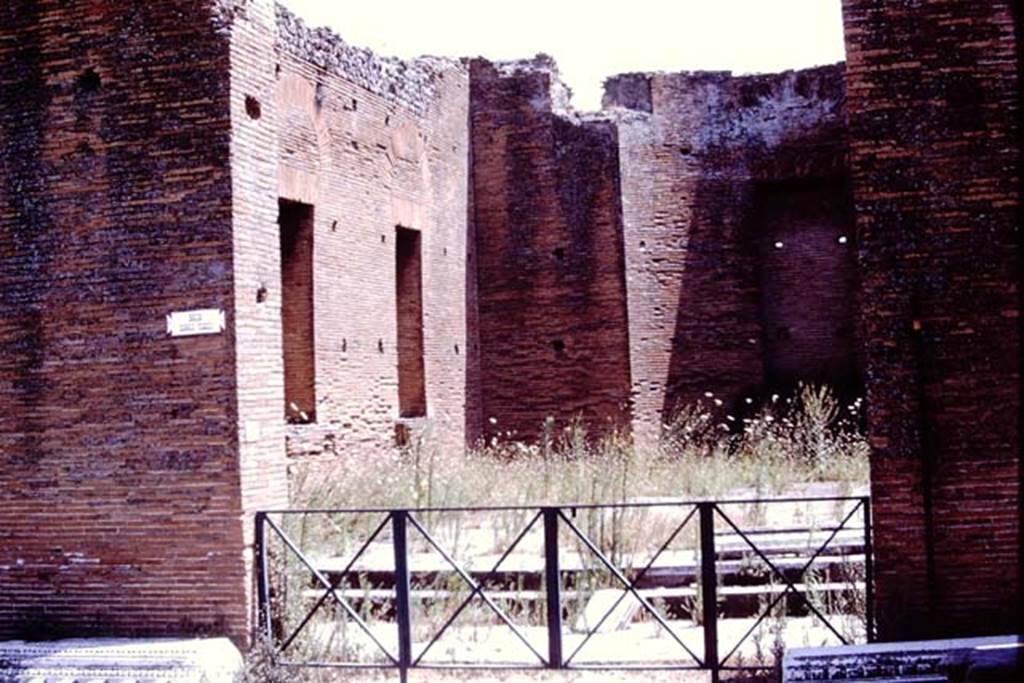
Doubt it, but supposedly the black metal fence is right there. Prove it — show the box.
[256,495,872,681]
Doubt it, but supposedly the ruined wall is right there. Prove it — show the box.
[606,66,853,444]
[841,0,1022,639]
[0,0,287,644]
[274,7,472,457]
[469,57,632,442]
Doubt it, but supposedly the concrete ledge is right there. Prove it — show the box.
[0,638,242,682]
[783,635,1019,682]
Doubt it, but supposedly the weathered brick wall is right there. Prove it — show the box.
[841,0,1022,639]
[607,66,852,444]
[0,0,284,643]
[469,57,633,442]
[274,7,472,457]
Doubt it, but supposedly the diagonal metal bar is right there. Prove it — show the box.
[263,516,398,664]
[714,501,864,664]
[713,512,843,665]
[407,513,548,665]
[784,501,867,643]
[718,584,794,666]
[413,511,543,666]
[279,514,391,653]
[795,500,864,580]
[724,501,862,645]
[562,506,698,665]
[559,510,703,666]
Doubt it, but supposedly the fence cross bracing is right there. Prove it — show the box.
[256,495,872,682]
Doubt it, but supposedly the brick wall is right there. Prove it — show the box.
[0,0,270,643]
[469,57,633,442]
[607,66,852,444]
[841,0,1022,639]
[274,7,472,457]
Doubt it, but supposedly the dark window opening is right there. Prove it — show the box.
[279,199,316,423]
[396,226,426,418]
[552,339,566,354]
[553,247,565,262]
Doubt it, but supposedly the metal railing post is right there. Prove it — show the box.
[543,507,563,668]
[862,496,875,643]
[699,503,719,683]
[254,512,274,647]
[392,511,413,683]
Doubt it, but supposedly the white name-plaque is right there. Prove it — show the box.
[167,309,226,337]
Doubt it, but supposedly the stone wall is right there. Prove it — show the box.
[469,57,633,442]
[606,65,854,444]
[841,0,1022,639]
[273,6,472,457]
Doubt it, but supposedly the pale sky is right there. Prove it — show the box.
[279,0,847,111]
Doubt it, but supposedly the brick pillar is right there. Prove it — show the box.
[841,0,1022,639]
[0,0,287,646]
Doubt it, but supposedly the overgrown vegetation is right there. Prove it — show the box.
[292,384,869,511]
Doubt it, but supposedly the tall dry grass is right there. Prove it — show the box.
[291,384,869,511]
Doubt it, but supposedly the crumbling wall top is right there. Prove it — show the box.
[275,3,465,116]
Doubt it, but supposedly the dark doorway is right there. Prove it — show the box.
[279,199,316,423]
[396,226,427,418]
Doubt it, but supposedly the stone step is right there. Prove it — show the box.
[0,638,242,683]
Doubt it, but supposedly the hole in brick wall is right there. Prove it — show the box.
[443,247,448,256]
[245,95,262,120]
[331,220,338,232]
[256,286,268,304]
[679,146,692,156]
[275,63,281,77]
[552,339,566,354]
[639,240,647,249]
[381,234,387,243]
[385,115,391,126]
[553,247,565,262]
[776,326,791,341]
[454,344,460,355]
[278,199,316,424]
[314,82,326,111]
[77,68,101,93]
[396,226,427,418]
[342,338,347,352]
[394,422,411,448]
[351,140,360,150]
